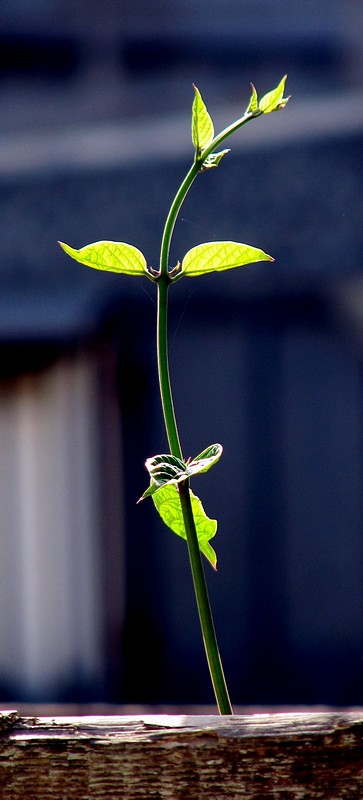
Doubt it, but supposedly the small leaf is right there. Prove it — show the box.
[246,83,259,115]
[181,241,274,277]
[138,454,186,501]
[153,483,217,569]
[59,240,148,276]
[187,443,223,477]
[192,85,214,153]
[259,75,290,114]
[139,444,222,501]
[201,149,230,171]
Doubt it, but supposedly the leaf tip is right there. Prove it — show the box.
[58,240,75,257]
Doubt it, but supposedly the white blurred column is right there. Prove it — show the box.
[0,349,116,699]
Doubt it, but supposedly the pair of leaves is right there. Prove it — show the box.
[247,74,290,115]
[59,239,273,279]
[140,444,223,570]
[139,443,223,500]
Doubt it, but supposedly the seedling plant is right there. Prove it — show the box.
[60,76,289,715]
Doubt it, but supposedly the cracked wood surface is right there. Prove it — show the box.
[1,710,363,798]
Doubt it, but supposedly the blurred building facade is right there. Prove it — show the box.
[0,2,363,705]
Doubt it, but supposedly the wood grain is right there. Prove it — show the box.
[1,710,363,798]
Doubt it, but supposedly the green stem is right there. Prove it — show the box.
[154,105,263,714]
[178,480,233,714]
[156,276,233,714]
[159,110,261,277]
[157,155,234,711]
[201,109,262,164]
[160,162,199,278]
[157,277,183,460]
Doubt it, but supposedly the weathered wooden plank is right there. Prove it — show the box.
[1,710,363,799]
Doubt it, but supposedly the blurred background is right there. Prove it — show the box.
[0,0,363,708]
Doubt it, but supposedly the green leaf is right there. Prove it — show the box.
[152,483,217,569]
[192,85,214,153]
[59,240,148,276]
[259,75,290,114]
[139,453,186,500]
[181,241,274,277]
[201,149,230,171]
[139,444,223,501]
[187,443,223,476]
[246,83,259,115]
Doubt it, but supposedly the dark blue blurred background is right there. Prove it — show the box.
[0,1,363,708]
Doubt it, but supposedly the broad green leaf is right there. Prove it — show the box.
[201,149,230,171]
[181,241,274,277]
[153,483,217,569]
[259,75,290,114]
[246,83,259,115]
[59,240,148,276]
[192,85,214,153]
[139,444,223,500]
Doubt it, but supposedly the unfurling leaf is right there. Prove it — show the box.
[201,149,230,171]
[259,75,290,114]
[246,83,259,115]
[139,453,187,500]
[139,444,223,500]
[187,443,223,476]
[59,240,148,276]
[153,483,217,569]
[181,241,274,277]
[192,85,214,154]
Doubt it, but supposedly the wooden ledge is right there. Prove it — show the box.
[1,710,363,798]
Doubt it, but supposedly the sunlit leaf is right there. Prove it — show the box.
[153,483,217,569]
[187,443,223,476]
[139,444,223,500]
[59,240,148,276]
[246,83,259,115]
[259,75,290,114]
[192,85,214,153]
[181,241,274,277]
[138,454,186,500]
[201,149,230,170]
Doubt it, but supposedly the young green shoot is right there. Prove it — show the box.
[59,75,290,715]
